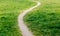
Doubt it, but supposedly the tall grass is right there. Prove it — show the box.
[0,0,35,36]
[24,0,60,36]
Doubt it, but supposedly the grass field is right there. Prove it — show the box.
[0,0,36,36]
[24,0,60,36]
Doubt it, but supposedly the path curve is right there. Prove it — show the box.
[18,1,41,36]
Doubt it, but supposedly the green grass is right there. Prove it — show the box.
[24,0,60,36]
[0,0,36,36]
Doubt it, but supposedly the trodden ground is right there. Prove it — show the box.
[18,1,41,36]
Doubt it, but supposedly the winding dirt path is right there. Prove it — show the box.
[18,1,41,36]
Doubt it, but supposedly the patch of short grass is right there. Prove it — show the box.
[0,0,36,36]
[24,0,60,36]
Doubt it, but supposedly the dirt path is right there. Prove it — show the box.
[18,1,41,36]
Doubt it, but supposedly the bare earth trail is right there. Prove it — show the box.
[18,1,41,36]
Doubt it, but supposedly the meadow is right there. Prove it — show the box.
[0,0,35,36]
[24,0,60,36]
